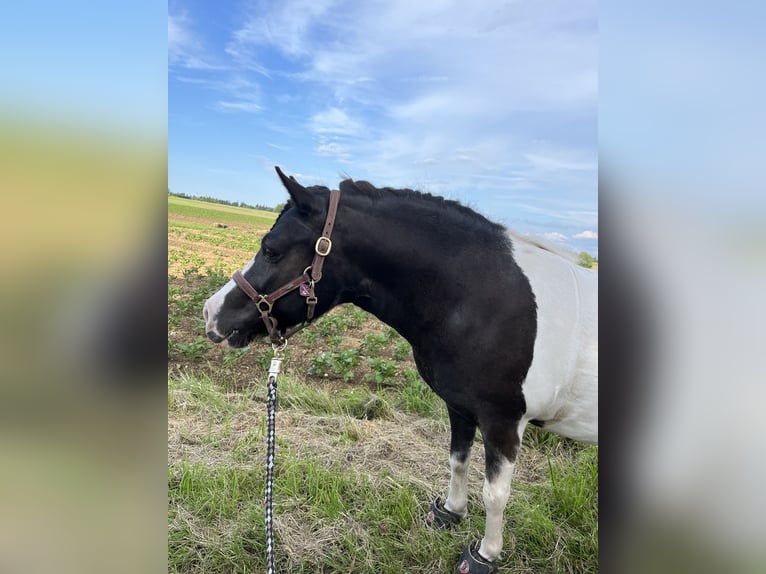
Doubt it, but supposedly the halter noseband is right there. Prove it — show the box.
[232,189,341,345]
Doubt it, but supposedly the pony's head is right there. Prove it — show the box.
[203,167,342,347]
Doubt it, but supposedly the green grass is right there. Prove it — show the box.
[277,374,394,421]
[169,367,598,573]
[169,371,250,419]
[169,452,460,574]
[508,447,598,573]
[397,369,442,417]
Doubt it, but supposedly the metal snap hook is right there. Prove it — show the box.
[271,339,287,358]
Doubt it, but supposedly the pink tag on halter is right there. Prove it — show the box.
[299,283,311,297]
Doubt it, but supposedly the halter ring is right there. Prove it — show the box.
[256,296,273,314]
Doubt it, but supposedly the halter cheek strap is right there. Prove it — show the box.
[232,189,341,345]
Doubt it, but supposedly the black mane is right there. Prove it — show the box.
[338,178,507,236]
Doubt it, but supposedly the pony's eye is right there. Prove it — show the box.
[262,246,280,261]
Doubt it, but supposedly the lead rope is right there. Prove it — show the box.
[265,342,285,574]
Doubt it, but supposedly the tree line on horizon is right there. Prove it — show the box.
[168,189,284,213]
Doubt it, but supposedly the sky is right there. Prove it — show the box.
[169,0,598,256]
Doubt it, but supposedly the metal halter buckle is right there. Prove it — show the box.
[315,236,332,256]
[256,296,273,314]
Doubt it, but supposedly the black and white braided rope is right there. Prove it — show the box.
[265,355,282,574]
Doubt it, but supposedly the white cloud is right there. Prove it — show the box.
[315,140,352,162]
[168,11,222,70]
[179,75,262,114]
[309,107,363,136]
[227,0,337,60]
[542,232,568,242]
[168,13,190,61]
[574,230,598,239]
[231,1,596,114]
[215,101,262,113]
[524,152,598,172]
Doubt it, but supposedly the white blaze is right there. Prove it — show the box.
[202,256,256,338]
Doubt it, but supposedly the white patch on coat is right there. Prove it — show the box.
[509,232,598,444]
[444,453,470,517]
[203,256,256,338]
[478,457,515,561]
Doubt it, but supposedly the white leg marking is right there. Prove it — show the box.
[444,453,470,516]
[478,457,515,562]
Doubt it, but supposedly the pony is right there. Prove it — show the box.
[203,167,598,573]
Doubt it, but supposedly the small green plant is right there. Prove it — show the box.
[168,305,183,327]
[315,313,347,337]
[314,306,367,338]
[223,347,250,366]
[360,332,388,355]
[308,349,361,382]
[393,339,412,361]
[366,357,399,387]
[176,336,210,360]
[383,326,400,342]
[343,305,368,328]
[299,329,319,347]
[253,348,275,371]
[180,252,206,276]
[308,353,333,377]
[205,266,229,289]
[332,349,361,380]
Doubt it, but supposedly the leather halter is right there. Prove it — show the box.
[232,189,341,345]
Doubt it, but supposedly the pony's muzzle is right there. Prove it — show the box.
[206,330,224,343]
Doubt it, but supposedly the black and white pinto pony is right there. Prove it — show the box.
[203,167,598,573]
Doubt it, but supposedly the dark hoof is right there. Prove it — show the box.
[456,543,498,574]
[425,497,463,529]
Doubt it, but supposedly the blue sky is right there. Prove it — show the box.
[169,0,598,256]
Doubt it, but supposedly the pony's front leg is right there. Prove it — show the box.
[427,405,476,528]
[478,455,515,560]
[456,420,523,574]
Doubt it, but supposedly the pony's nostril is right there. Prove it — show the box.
[206,330,223,343]
[203,305,209,323]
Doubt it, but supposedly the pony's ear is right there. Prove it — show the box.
[275,166,318,214]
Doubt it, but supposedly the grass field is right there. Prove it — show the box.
[168,196,598,573]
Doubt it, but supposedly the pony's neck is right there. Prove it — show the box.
[338,199,507,346]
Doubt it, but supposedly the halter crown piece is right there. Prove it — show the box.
[232,189,341,345]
